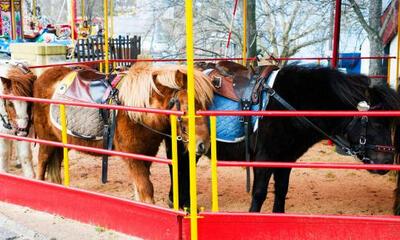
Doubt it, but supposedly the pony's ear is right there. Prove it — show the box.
[0,77,12,93]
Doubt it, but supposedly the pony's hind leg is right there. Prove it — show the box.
[0,138,11,173]
[272,168,292,213]
[16,141,35,178]
[127,160,154,204]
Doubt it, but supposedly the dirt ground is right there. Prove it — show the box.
[10,141,397,216]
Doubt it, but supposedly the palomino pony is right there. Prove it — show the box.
[33,62,214,204]
[173,61,400,214]
[0,62,36,178]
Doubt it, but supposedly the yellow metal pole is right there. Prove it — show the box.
[110,0,114,38]
[81,0,85,18]
[396,3,400,90]
[103,0,109,74]
[11,0,16,40]
[60,104,70,186]
[185,0,198,239]
[33,0,36,17]
[210,116,219,212]
[170,115,179,210]
[242,0,247,66]
[387,58,391,85]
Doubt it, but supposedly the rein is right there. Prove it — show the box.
[133,90,188,143]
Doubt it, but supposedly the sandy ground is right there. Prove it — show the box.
[9,141,397,216]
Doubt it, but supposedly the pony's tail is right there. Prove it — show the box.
[47,148,63,184]
[393,125,400,215]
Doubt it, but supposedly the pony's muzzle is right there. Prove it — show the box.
[15,118,29,137]
[196,140,209,156]
[16,128,29,137]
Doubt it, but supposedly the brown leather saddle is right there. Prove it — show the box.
[206,61,279,104]
[59,69,117,104]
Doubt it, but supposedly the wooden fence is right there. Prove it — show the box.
[75,35,141,70]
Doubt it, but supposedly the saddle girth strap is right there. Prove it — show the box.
[241,74,258,193]
[101,79,120,184]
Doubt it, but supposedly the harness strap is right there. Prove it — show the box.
[241,74,258,193]
[264,87,354,155]
[101,76,120,184]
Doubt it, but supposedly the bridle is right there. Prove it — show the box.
[263,86,396,164]
[0,107,12,130]
[340,113,395,164]
[133,90,188,142]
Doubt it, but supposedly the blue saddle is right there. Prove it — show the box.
[209,93,268,143]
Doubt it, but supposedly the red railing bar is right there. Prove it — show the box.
[109,56,395,63]
[30,60,104,69]
[0,95,184,116]
[217,161,400,170]
[0,133,172,165]
[197,110,400,117]
[201,212,400,222]
[27,56,396,69]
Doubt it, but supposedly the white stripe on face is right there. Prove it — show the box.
[12,100,29,129]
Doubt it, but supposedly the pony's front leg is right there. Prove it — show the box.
[272,168,292,213]
[0,138,11,173]
[249,167,273,212]
[166,140,191,209]
[16,141,35,178]
[394,174,400,215]
[127,160,154,204]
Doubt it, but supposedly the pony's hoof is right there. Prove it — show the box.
[395,206,400,216]
[167,199,173,208]
[15,163,22,169]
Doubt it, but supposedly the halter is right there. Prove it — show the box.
[263,86,396,163]
[0,109,12,130]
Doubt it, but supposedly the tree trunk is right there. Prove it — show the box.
[246,0,257,64]
[368,0,384,75]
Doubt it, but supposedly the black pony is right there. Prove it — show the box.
[167,62,400,214]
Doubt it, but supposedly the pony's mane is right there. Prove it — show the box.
[329,69,400,111]
[281,65,400,110]
[118,62,214,121]
[6,67,36,97]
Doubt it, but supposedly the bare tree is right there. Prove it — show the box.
[51,0,334,62]
[257,0,331,63]
[347,0,396,75]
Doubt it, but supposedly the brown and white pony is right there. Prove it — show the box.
[33,62,214,203]
[0,62,36,178]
